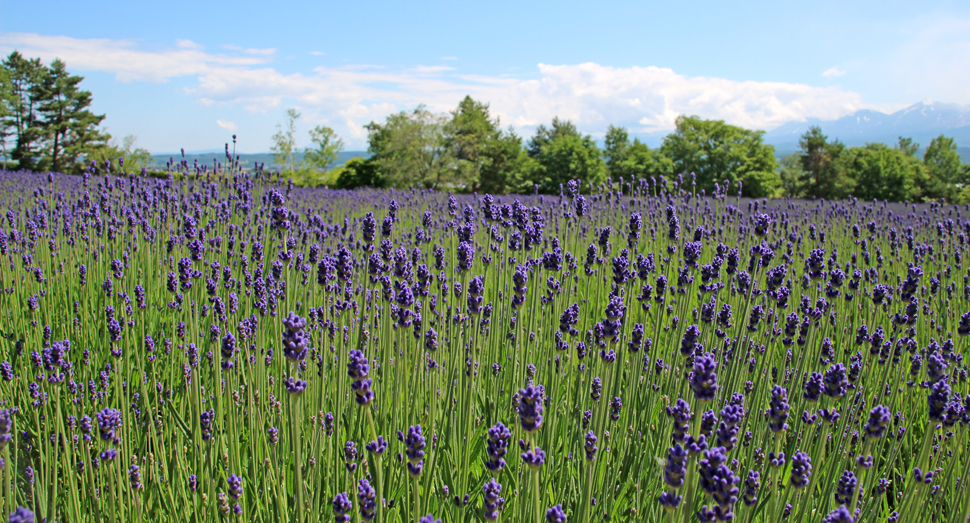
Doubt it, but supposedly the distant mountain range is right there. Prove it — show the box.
[763,101,970,146]
[628,101,970,162]
[764,101,970,159]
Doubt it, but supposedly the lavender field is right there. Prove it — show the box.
[0,167,968,523]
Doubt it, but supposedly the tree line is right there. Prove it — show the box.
[3,51,967,203]
[0,52,153,174]
[325,95,969,202]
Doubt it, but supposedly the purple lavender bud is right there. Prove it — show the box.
[366,436,388,455]
[610,397,623,421]
[96,408,122,441]
[681,325,701,356]
[658,491,683,510]
[398,425,426,476]
[483,478,505,520]
[333,492,353,523]
[803,372,823,402]
[742,470,760,506]
[545,504,566,523]
[691,353,718,401]
[0,409,12,449]
[8,507,34,523]
[485,422,512,472]
[584,431,598,460]
[357,479,376,521]
[284,377,308,396]
[282,311,310,361]
[834,470,857,505]
[821,505,854,523]
[227,474,243,499]
[767,386,790,433]
[520,444,546,470]
[789,451,812,489]
[666,399,693,442]
[517,383,544,433]
[348,350,374,406]
[864,405,891,438]
[823,363,848,399]
[697,446,740,509]
[663,443,687,488]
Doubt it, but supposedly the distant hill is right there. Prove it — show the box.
[150,151,369,170]
[623,101,970,163]
[763,101,970,150]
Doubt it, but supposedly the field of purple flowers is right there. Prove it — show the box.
[0,167,968,523]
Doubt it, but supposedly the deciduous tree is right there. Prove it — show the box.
[304,125,344,171]
[661,115,778,196]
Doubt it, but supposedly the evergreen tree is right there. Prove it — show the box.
[2,52,47,170]
[798,126,850,199]
[33,59,107,173]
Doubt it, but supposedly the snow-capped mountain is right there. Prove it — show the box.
[763,101,970,148]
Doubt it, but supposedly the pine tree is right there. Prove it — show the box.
[2,52,47,170]
[33,59,107,173]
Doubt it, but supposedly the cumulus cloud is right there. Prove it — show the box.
[216,120,237,131]
[822,66,846,78]
[0,33,273,82]
[0,33,884,147]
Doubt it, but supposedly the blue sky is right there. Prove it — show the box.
[2,0,969,152]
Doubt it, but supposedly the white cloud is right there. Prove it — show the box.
[216,120,237,131]
[412,65,455,73]
[440,56,458,61]
[0,33,885,148]
[0,33,271,82]
[822,66,846,78]
[310,51,325,56]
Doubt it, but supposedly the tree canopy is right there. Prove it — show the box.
[660,115,779,197]
[1,52,108,173]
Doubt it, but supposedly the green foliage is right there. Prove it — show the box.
[0,64,12,160]
[798,126,852,199]
[923,135,965,200]
[778,153,805,197]
[271,108,301,173]
[2,52,46,170]
[740,170,781,198]
[332,157,385,190]
[86,134,155,175]
[366,106,461,190]
[477,129,528,195]
[303,125,344,171]
[841,143,925,202]
[448,96,500,189]
[660,115,778,196]
[1,52,107,173]
[523,117,606,193]
[33,59,108,173]
[604,125,673,188]
[285,166,339,188]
